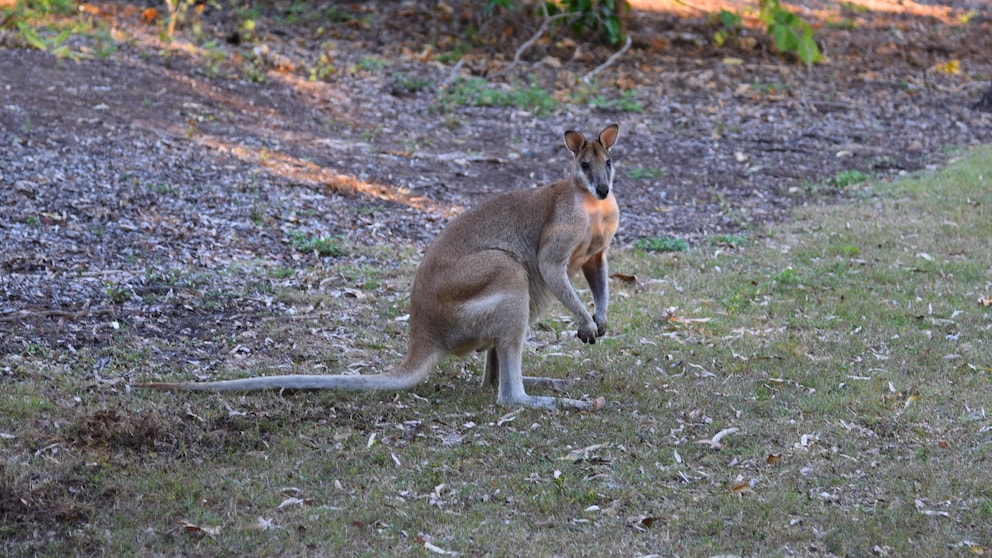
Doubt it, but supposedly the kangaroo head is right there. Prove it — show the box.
[563,123,619,200]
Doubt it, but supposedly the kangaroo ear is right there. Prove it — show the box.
[598,124,619,150]
[563,130,585,154]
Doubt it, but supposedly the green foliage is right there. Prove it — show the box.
[14,0,76,16]
[568,84,642,113]
[355,56,386,74]
[709,233,749,248]
[634,236,689,253]
[588,89,642,112]
[552,0,628,45]
[758,0,821,66]
[829,169,869,188]
[392,72,434,94]
[711,9,742,47]
[436,77,557,115]
[770,265,798,284]
[105,283,132,304]
[15,22,76,59]
[309,44,337,82]
[484,0,513,17]
[485,0,627,45]
[287,231,345,257]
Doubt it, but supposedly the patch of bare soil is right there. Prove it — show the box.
[1,0,990,364]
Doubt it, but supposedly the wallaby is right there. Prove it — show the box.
[136,124,621,410]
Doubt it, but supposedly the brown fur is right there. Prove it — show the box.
[136,124,621,409]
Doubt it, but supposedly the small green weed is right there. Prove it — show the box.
[588,89,643,113]
[106,283,132,304]
[625,166,663,180]
[634,236,689,252]
[147,182,176,195]
[711,8,742,47]
[355,56,386,74]
[829,169,869,188]
[392,73,434,93]
[759,0,821,66]
[309,45,337,82]
[751,79,788,94]
[709,233,749,248]
[770,265,798,284]
[16,23,77,59]
[569,84,643,113]
[287,230,345,257]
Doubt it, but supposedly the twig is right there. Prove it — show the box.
[582,34,632,84]
[491,12,576,79]
[439,59,465,89]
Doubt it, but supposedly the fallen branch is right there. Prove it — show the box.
[491,12,576,79]
[582,34,632,84]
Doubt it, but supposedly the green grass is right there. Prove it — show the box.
[2,146,992,555]
[634,235,689,252]
[286,230,345,257]
[625,165,664,180]
[435,77,557,115]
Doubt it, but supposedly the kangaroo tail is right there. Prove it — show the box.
[135,342,441,393]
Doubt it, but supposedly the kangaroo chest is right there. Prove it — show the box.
[569,195,619,270]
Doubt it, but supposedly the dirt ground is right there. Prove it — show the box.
[1,0,991,359]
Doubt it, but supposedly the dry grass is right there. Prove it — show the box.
[3,146,992,556]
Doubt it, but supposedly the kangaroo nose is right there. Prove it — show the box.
[595,185,610,199]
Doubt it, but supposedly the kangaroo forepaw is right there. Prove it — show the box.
[576,327,598,344]
[593,315,607,337]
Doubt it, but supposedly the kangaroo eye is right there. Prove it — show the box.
[606,160,612,169]
[581,162,590,171]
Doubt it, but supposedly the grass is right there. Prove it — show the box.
[2,146,992,555]
[286,230,345,257]
[435,77,558,115]
[634,235,690,252]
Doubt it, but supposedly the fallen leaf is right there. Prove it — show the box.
[610,272,637,284]
[141,7,159,23]
[497,408,522,426]
[668,315,713,325]
[931,60,960,74]
[979,296,991,307]
[250,517,280,531]
[766,453,782,464]
[176,520,221,537]
[626,514,656,531]
[276,497,305,510]
[730,481,750,493]
[695,427,738,449]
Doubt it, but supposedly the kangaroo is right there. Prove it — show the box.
[136,124,620,410]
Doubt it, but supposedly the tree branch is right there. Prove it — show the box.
[491,12,576,80]
[582,34,632,84]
